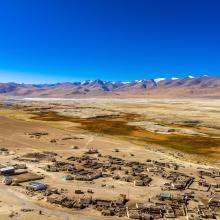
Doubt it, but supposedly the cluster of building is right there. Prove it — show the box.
[46,192,127,217]
[1,147,220,219]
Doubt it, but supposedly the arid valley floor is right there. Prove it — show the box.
[0,98,220,219]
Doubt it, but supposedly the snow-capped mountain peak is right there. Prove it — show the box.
[187,75,194,79]
[154,78,166,83]
[0,75,219,98]
[134,80,144,83]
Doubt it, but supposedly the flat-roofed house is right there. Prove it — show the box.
[0,166,15,175]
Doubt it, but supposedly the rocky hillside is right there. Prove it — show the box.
[0,75,220,98]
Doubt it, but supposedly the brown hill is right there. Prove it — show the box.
[0,76,220,98]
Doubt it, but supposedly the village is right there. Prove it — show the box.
[1,0,220,218]
[0,142,220,220]
[0,99,219,219]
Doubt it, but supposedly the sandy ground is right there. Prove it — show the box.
[0,98,219,219]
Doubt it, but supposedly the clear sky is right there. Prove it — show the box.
[0,0,220,83]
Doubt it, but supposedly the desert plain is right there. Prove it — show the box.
[0,98,219,219]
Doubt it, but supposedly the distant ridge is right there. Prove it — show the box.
[0,75,220,98]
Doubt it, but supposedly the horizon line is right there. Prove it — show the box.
[0,74,217,84]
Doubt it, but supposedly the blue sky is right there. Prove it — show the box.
[0,0,219,83]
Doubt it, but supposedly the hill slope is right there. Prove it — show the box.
[0,76,220,98]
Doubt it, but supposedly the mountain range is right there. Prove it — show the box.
[0,75,220,98]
